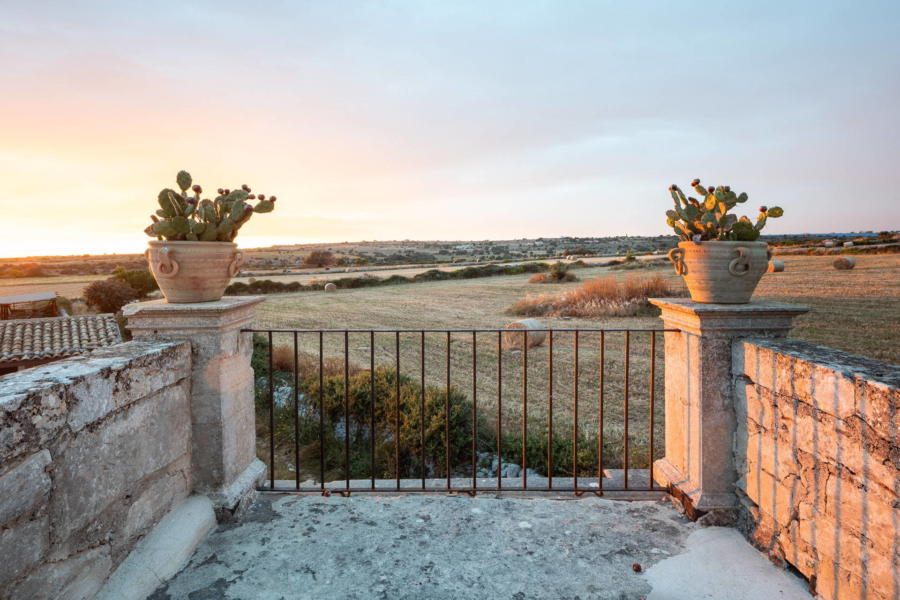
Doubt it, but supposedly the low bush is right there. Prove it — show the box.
[109,266,158,296]
[83,279,139,313]
[506,273,677,318]
[253,338,486,481]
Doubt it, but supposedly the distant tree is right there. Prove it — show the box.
[304,250,337,268]
[109,266,158,297]
[83,280,139,313]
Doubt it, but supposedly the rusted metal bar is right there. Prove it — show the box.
[649,331,656,490]
[421,331,426,490]
[522,330,528,490]
[547,330,554,490]
[573,330,579,491]
[268,331,274,490]
[293,332,300,490]
[370,331,375,490]
[344,331,350,491]
[446,331,451,490]
[624,330,630,489]
[318,331,324,491]
[598,331,605,493]
[395,331,401,491]
[471,331,477,490]
[497,331,502,490]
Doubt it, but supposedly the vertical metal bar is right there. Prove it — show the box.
[446,332,451,490]
[522,330,528,490]
[344,331,350,491]
[573,330,579,491]
[598,331,605,492]
[547,330,553,490]
[370,331,375,490]
[624,330,630,489]
[649,331,656,490]
[293,332,300,490]
[471,331,477,490]
[268,331,274,490]
[497,331,502,490]
[395,332,401,491]
[318,331,324,492]
[421,331,426,490]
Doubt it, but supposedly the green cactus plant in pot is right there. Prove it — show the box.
[665,179,783,303]
[144,171,276,303]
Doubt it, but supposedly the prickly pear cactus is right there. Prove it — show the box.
[146,172,278,242]
[665,179,782,242]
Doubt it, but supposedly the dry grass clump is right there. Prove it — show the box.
[506,273,676,318]
[528,272,576,283]
[272,345,363,377]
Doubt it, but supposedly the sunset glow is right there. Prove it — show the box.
[2,1,899,258]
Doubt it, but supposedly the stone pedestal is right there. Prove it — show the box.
[123,297,266,520]
[648,298,808,517]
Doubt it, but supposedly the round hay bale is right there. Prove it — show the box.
[503,319,547,349]
[766,260,785,273]
[833,257,855,270]
[324,282,338,293]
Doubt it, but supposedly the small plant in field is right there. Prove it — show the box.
[145,170,276,242]
[666,179,782,241]
[83,280,139,313]
[529,262,577,283]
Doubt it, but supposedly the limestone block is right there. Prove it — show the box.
[741,429,798,483]
[0,513,49,587]
[742,467,799,527]
[0,449,51,525]
[49,382,191,545]
[10,544,112,600]
[858,379,899,443]
[0,341,190,463]
[820,469,899,553]
[122,453,192,546]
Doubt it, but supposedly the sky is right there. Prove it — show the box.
[2,0,899,257]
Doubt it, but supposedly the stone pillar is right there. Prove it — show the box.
[123,297,266,520]
[648,298,808,518]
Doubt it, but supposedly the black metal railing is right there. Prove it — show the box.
[243,327,673,495]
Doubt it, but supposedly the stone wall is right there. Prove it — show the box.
[0,340,193,599]
[733,338,898,600]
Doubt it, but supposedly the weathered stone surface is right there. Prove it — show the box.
[0,513,49,587]
[651,299,808,513]
[734,337,899,600]
[120,453,192,557]
[0,340,190,463]
[0,449,51,525]
[49,381,191,545]
[126,297,262,517]
[11,544,112,600]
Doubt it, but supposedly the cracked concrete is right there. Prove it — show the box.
[151,494,811,600]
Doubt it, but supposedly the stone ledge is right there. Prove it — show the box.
[123,296,264,334]
[649,298,809,337]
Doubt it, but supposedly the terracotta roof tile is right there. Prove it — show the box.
[0,314,123,363]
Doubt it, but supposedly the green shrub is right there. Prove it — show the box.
[109,266,158,297]
[83,280,139,313]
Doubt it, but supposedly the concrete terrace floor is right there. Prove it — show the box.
[151,494,812,600]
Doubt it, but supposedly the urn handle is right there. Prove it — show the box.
[728,246,751,276]
[228,251,245,278]
[668,248,687,275]
[150,247,179,279]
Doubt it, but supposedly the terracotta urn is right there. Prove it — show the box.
[146,241,244,303]
[667,240,769,303]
